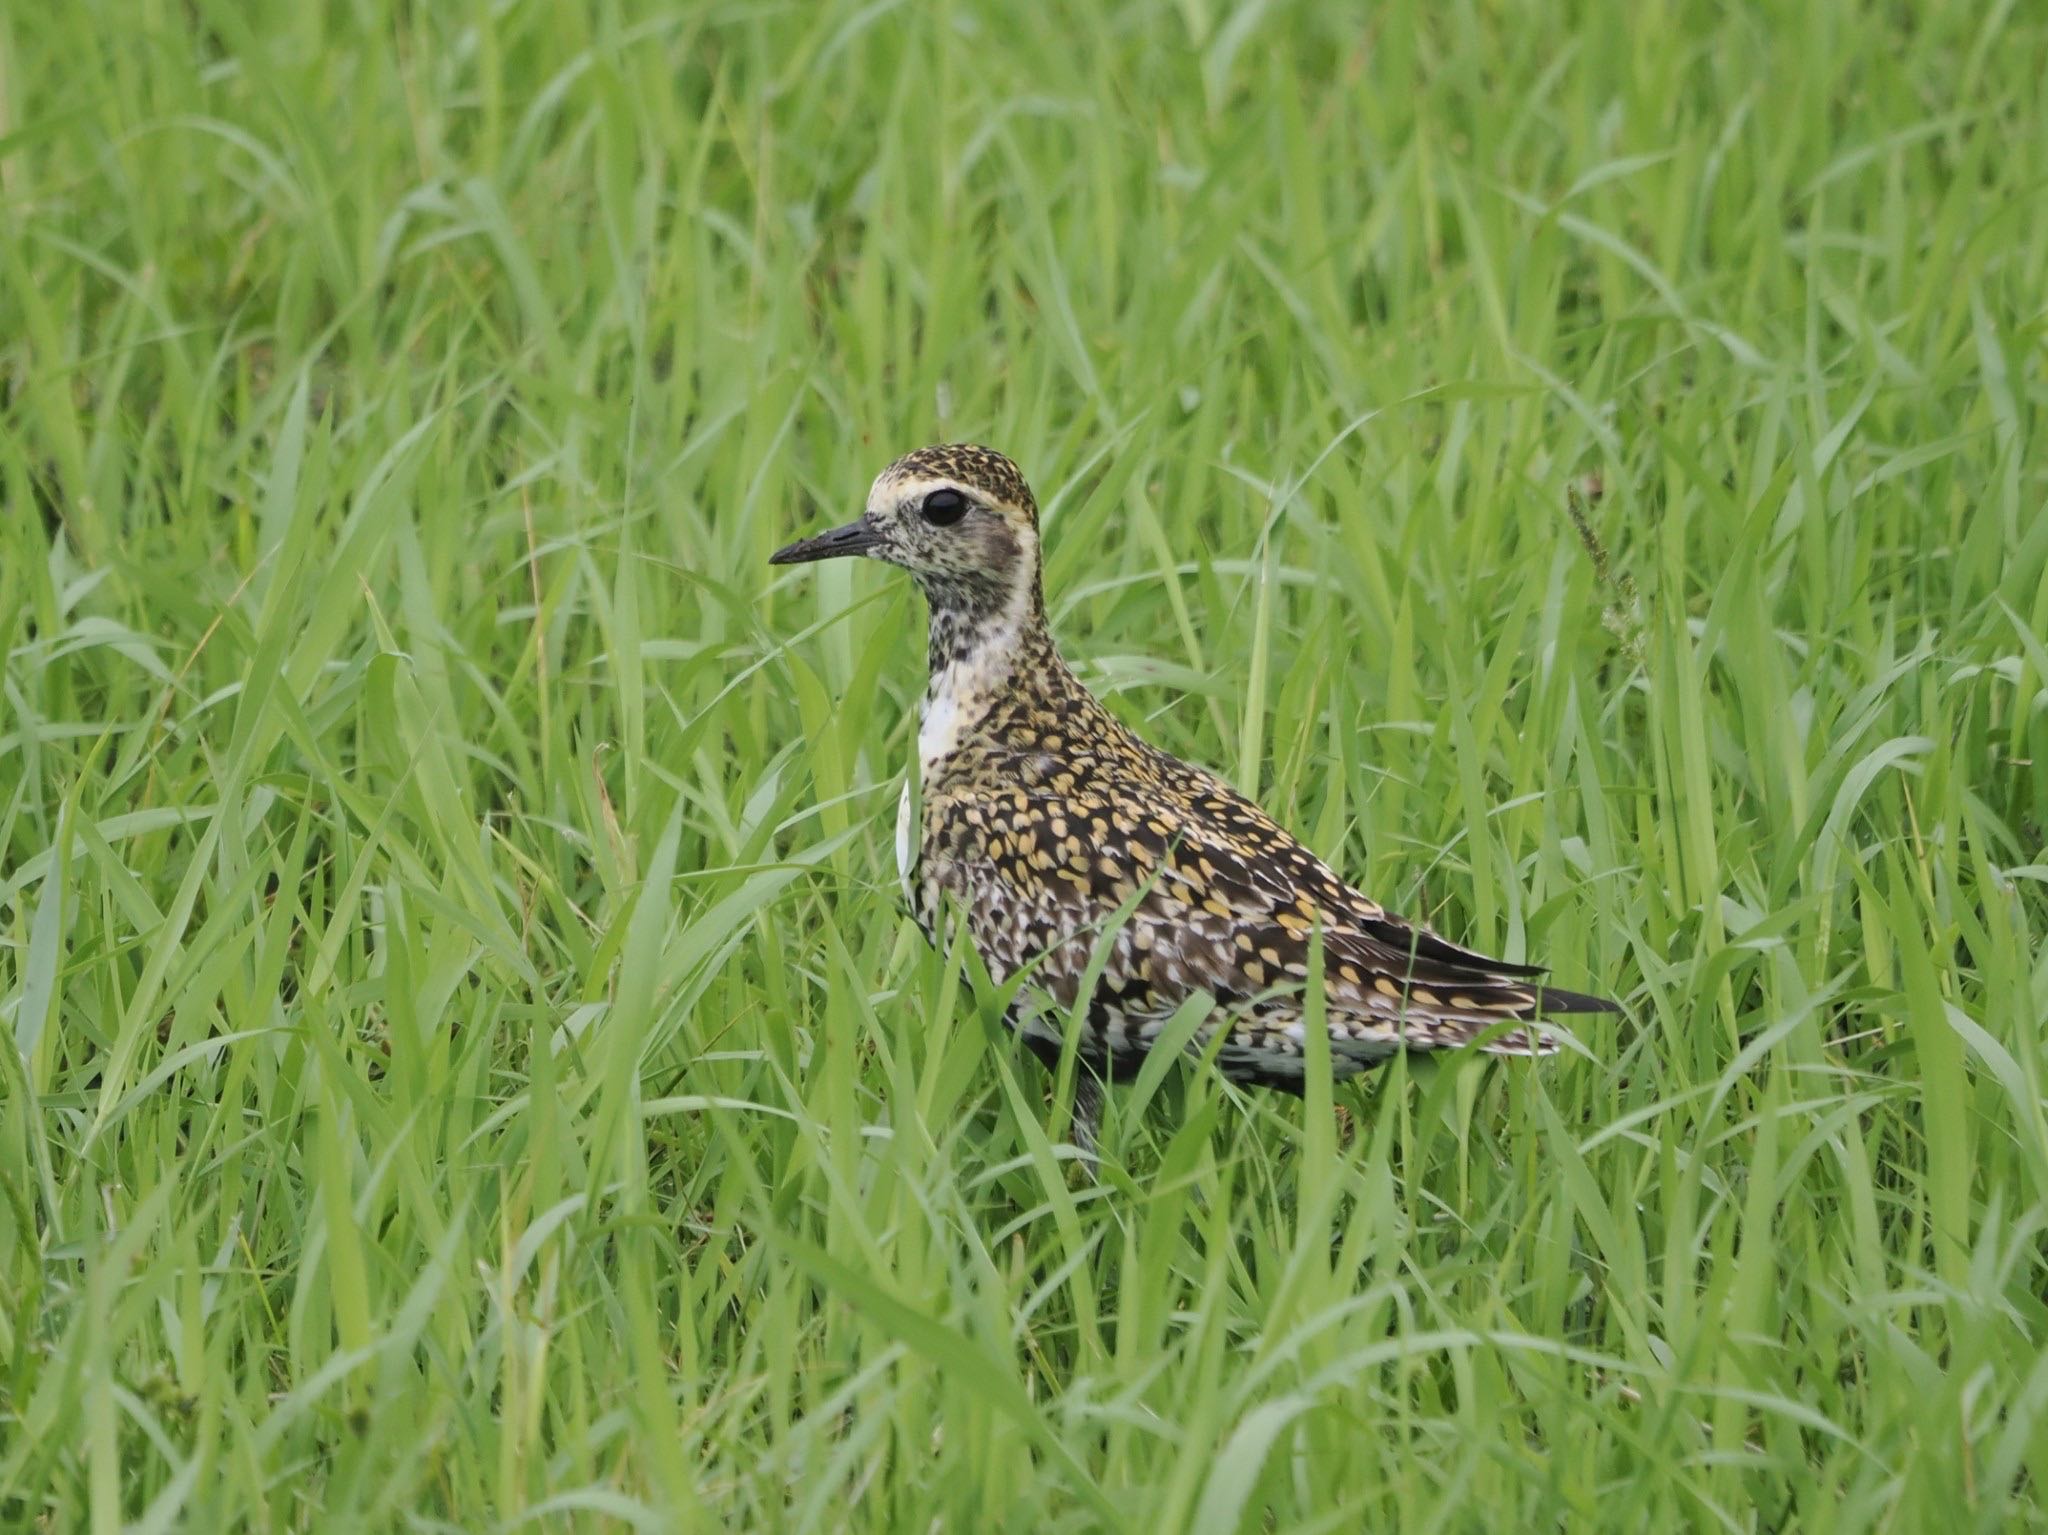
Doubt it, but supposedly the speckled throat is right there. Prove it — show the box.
[915,562,1065,775]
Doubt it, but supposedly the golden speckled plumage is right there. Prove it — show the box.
[773,444,1619,1147]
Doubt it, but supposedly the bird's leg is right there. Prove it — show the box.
[1067,1070,1105,1174]
[1019,1025,1104,1178]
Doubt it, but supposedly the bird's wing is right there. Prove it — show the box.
[923,779,1616,1054]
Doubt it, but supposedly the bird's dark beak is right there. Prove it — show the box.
[769,518,882,565]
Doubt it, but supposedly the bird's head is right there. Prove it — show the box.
[771,444,1042,619]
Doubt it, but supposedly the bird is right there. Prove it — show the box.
[771,443,1618,1156]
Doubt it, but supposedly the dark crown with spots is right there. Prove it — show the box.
[887,443,1037,522]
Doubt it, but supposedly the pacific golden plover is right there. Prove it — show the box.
[772,444,1618,1151]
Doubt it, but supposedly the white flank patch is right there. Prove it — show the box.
[917,687,966,767]
[894,778,915,908]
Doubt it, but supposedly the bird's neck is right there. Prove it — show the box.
[917,569,1062,771]
[922,564,1046,672]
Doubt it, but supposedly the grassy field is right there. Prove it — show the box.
[4,0,2047,1528]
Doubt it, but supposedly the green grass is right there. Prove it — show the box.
[3,0,2047,1527]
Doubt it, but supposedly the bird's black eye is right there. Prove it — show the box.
[919,488,968,526]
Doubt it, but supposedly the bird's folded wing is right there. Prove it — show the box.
[928,783,1614,1031]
